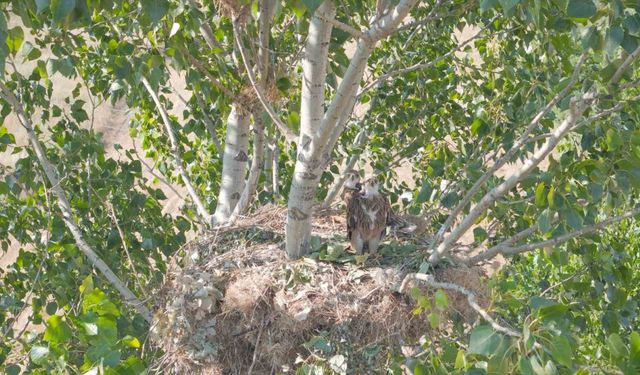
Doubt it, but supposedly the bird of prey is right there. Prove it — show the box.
[358,176,391,254]
[341,171,366,254]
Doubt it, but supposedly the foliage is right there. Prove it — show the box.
[1,0,640,373]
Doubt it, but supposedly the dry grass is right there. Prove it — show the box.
[151,206,491,374]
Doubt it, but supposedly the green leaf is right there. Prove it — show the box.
[122,335,141,348]
[519,357,536,375]
[44,315,72,344]
[566,0,596,19]
[535,182,546,207]
[469,325,502,356]
[416,182,432,203]
[35,0,50,13]
[7,27,24,55]
[428,312,441,328]
[83,288,121,317]
[30,345,50,365]
[435,289,449,310]
[607,333,629,358]
[499,0,520,13]
[537,208,552,233]
[302,0,323,14]
[605,26,624,56]
[630,331,640,358]
[564,207,583,230]
[51,0,76,23]
[481,0,499,11]
[142,0,169,24]
[455,350,466,369]
[606,129,623,151]
[550,335,573,367]
[473,227,488,243]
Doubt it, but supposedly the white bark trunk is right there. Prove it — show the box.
[285,1,336,258]
[285,0,420,258]
[213,105,251,224]
[230,109,265,220]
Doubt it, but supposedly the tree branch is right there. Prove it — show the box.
[140,77,212,224]
[610,45,640,85]
[316,14,365,40]
[428,52,588,252]
[0,81,153,323]
[467,206,640,264]
[399,272,521,337]
[359,24,489,97]
[232,21,298,144]
[316,0,421,153]
[192,90,224,158]
[429,90,595,264]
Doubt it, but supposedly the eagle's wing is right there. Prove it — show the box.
[375,194,391,240]
[345,191,360,240]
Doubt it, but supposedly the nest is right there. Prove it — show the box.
[151,205,490,374]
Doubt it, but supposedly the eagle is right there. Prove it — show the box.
[341,171,366,254]
[359,176,391,254]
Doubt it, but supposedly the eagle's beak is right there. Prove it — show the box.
[355,182,362,190]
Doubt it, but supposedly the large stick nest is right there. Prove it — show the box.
[151,205,489,374]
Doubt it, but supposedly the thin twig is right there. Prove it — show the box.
[141,77,212,224]
[0,80,153,323]
[467,206,640,264]
[232,21,298,144]
[399,272,521,337]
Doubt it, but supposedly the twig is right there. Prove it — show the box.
[316,14,365,40]
[232,21,298,144]
[0,80,153,323]
[359,24,492,96]
[399,272,521,337]
[105,199,146,295]
[141,77,212,225]
[192,90,224,158]
[467,206,640,264]
[247,321,264,375]
[131,142,185,201]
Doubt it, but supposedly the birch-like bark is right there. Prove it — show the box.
[285,0,420,258]
[429,95,593,263]
[285,1,336,258]
[213,105,251,224]
[230,108,265,220]
[141,77,212,224]
[0,82,152,323]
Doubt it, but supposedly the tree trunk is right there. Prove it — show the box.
[230,108,265,220]
[285,1,335,258]
[213,105,250,224]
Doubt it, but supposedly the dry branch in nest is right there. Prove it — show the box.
[151,206,490,374]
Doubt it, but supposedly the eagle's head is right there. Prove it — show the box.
[344,171,362,191]
[362,177,381,198]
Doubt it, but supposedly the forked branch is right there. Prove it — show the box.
[141,77,212,224]
[467,206,640,264]
[232,21,298,144]
[399,272,521,337]
[0,81,152,323]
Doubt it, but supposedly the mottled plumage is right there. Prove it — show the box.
[359,177,390,254]
[342,172,366,253]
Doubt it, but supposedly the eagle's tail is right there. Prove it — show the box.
[387,213,418,234]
